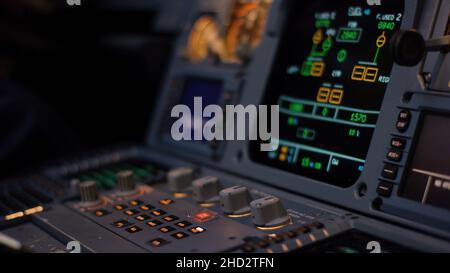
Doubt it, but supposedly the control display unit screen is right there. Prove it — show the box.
[402,114,450,211]
[179,77,223,141]
[250,0,405,187]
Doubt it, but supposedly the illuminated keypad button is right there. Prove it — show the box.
[135,214,151,221]
[193,211,215,222]
[93,209,109,217]
[171,232,189,240]
[113,220,133,228]
[175,221,192,228]
[149,238,169,247]
[139,204,154,211]
[125,226,142,234]
[188,226,206,234]
[158,226,175,233]
[146,220,163,227]
[129,200,143,206]
[124,209,139,216]
[159,199,175,205]
[114,204,128,211]
[150,209,166,216]
[162,215,179,222]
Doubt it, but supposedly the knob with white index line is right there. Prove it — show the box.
[167,167,195,193]
[192,176,221,203]
[219,186,251,216]
[250,196,290,228]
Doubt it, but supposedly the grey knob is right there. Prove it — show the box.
[250,196,290,227]
[192,176,221,203]
[117,170,137,195]
[79,181,100,207]
[219,186,251,215]
[167,167,195,192]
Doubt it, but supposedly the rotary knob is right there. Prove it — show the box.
[192,176,221,203]
[167,167,195,193]
[390,30,425,66]
[116,170,137,196]
[219,186,251,216]
[79,181,101,207]
[250,196,290,228]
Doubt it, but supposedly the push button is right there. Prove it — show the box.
[188,226,206,234]
[381,164,398,180]
[149,238,169,247]
[159,199,174,205]
[387,150,403,162]
[93,209,109,217]
[391,138,406,150]
[114,204,128,211]
[398,110,411,120]
[129,200,143,206]
[146,220,163,227]
[171,232,189,240]
[162,215,179,222]
[124,209,139,216]
[139,204,154,211]
[377,181,394,197]
[151,209,166,216]
[396,110,411,133]
[113,220,133,228]
[175,221,192,228]
[396,120,410,133]
[125,226,142,234]
[193,211,216,222]
[158,226,175,233]
[135,214,151,221]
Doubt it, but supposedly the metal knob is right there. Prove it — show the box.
[192,176,221,203]
[250,196,290,228]
[167,167,195,193]
[219,186,251,215]
[117,170,137,196]
[79,181,100,207]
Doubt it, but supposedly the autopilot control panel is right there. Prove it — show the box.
[1,0,450,253]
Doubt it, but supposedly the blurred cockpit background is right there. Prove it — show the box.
[0,0,188,177]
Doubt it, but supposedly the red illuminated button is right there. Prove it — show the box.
[193,211,215,222]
